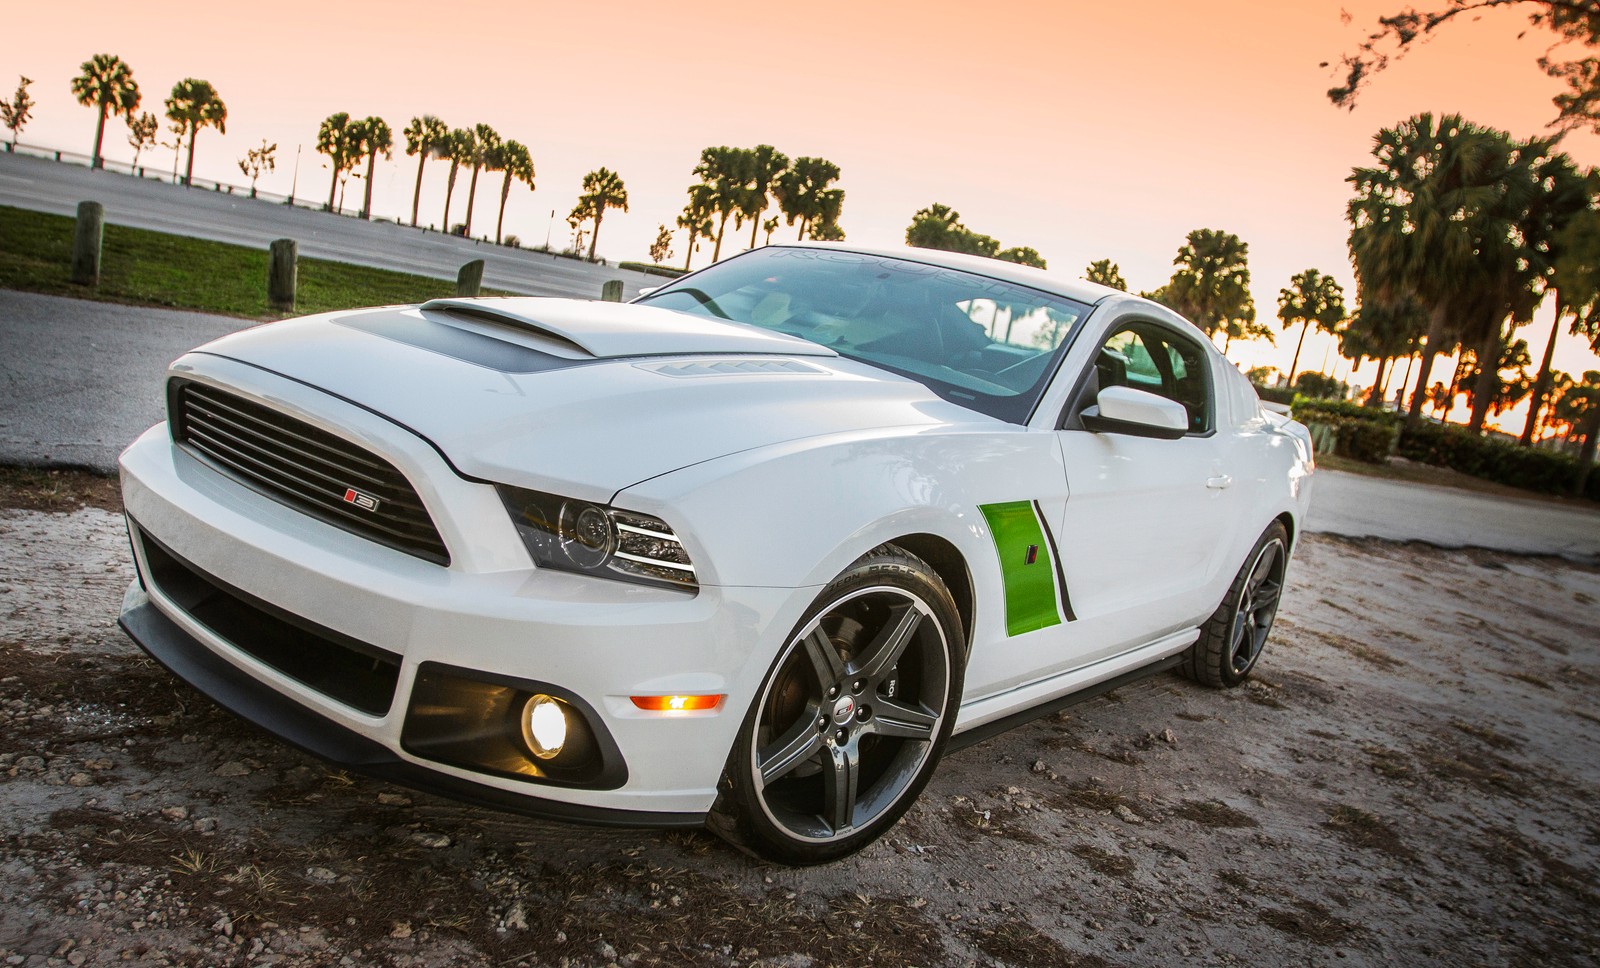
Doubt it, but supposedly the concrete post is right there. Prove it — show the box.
[457,259,485,297]
[268,239,297,313]
[600,279,624,302]
[70,201,104,287]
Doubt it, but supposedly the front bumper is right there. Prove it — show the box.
[117,359,810,823]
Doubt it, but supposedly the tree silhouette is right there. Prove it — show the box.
[1084,259,1127,291]
[905,204,999,256]
[1159,229,1255,346]
[650,224,674,265]
[164,78,226,187]
[774,157,843,240]
[237,140,276,197]
[441,128,474,232]
[1,76,34,148]
[997,247,1047,269]
[677,183,716,271]
[125,111,157,169]
[352,116,391,220]
[737,144,789,249]
[692,146,747,262]
[568,167,628,262]
[1277,269,1348,387]
[316,113,361,213]
[463,123,500,238]
[402,115,448,228]
[493,140,534,245]
[71,55,140,169]
[1520,163,1599,442]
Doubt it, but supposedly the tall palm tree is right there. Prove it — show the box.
[494,140,534,245]
[736,145,789,249]
[1084,259,1128,291]
[1339,293,1425,406]
[71,54,140,170]
[1520,162,1597,443]
[441,127,474,232]
[677,183,716,271]
[1161,229,1254,343]
[692,146,747,262]
[402,115,447,228]
[163,78,226,187]
[568,167,628,262]
[1348,113,1527,428]
[1277,269,1348,387]
[316,112,361,213]
[463,123,500,239]
[773,156,844,240]
[352,116,391,220]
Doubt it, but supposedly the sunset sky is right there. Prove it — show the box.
[7,0,1600,415]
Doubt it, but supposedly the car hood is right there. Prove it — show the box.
[189,299,986,499]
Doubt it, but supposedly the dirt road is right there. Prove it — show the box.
[1,499,1596,966]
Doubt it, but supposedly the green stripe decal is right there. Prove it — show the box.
[980,501,1063,637]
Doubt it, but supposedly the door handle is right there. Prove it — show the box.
[1206,475,1233,490]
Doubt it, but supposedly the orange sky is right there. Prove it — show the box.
[6,0,1600,418]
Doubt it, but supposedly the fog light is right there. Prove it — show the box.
[523,694,567,759]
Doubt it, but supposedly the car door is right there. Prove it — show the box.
[1048,320,1246,667]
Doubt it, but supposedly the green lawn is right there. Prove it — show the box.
[0,205,504,318]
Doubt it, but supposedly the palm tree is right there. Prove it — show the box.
[494,140,534,245]
[351,116,391,220]
[441,127,474,232]
[568,167,628,262]
[1161,229,1254,344]
[402,115,447,228]
[692,146,747,262]
[163,78,226,187]
[463,123,500,238]
[1084,259,1127,291]
[71,54,140,170]
[1339,294,1425,406]
[1277,269,1348,387]
[773,157,843,240]
[316,112,361,212]
[736,145,788,249]
[1520,162,1598,443]
[677,183,716,271]
[1348,114,1529,428]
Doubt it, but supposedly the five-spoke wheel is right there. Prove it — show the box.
[1182,521,1289,688]
[712,546,963,864]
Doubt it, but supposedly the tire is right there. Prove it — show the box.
[708,544,965,865]
[1181,521,1290,689]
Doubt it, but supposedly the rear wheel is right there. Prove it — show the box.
[709,545,964,865]
[1182,522,1289,688]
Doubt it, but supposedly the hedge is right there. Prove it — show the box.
[1291,397,1402,427]
[1252,384,1297,406]
[1397,421,1598,499]
[618,261,688,278]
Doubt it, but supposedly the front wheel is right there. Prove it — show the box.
[1181,521,1289,688]
[709,545,964,865]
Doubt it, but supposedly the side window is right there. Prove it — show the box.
[1090,325,1212,434]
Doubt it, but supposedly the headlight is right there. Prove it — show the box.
[496,485,697,590]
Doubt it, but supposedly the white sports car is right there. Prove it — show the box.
[118,243,1313,864]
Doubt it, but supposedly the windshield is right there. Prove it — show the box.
[635,247,1092,423]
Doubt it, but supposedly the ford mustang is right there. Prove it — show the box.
[117,243,1313,864]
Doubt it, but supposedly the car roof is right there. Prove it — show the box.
[767,241,1127,307]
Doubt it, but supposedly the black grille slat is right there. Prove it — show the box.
[182,390,398,479]
[182,417,430,516]
[172,380,450,565]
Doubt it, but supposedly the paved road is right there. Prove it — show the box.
[4,289,1597,557]
[1304,467,1600,560]
[0,151,653,300]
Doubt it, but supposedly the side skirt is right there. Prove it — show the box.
[948,654,1182,752]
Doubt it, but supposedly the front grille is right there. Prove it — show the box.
[169,379,449,565]
[134,524,400,716]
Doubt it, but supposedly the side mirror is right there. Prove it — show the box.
[1081,386,1189,440]
[637,286,660,298]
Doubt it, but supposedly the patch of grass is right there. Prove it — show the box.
[1174,799,1258,829]
[1323,805,1415,862]
[1069,844,1135,877]
[1258,899,1360,945]
[0,205,507,319]
[0,465,121,512]
[964,918,1109,968]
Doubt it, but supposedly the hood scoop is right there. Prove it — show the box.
[418,296,836,361]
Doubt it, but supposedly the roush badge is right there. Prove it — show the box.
[342,487,381,512]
